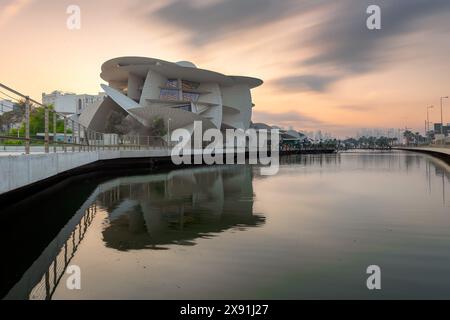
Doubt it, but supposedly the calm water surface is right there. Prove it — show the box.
[2,151,450,299]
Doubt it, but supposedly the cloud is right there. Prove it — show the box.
[253,110,324,128]
[144,0,319,45]
[306,1,450,68]
[337,105,373,112]
[0,0,34,28]
[137,0,450,94]
[297,0,450,88]
[272,74,338,92]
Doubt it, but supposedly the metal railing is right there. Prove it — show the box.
[0,83,168,154]
[28,203,98,300]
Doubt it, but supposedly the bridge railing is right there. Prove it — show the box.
[0,83,168,154]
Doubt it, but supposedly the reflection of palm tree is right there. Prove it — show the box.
[100,166,265,251]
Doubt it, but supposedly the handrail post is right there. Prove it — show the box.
[44,105,49,153]
[53,112,57,153]
[63,116,67,152]
[78,123,81,152]
[82,127,85,151]
[89,130,92,152]
[72,120,75,152]
[83,127,86,151]
[85,128,91,152]
[25,97,30,154]
[85,130,89,151]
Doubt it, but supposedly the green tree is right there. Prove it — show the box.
[11,105,68,136]
[403,130,415,146]
[150,117,167,136]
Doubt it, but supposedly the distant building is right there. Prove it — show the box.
[433,123,450,136]
[251,122,308,150]
[250,122,273,131]
[356,128,402,141]
[434,123,442,134]
[0,99,14,115]
[299,130,314,139]
[42,91,106,116]
[0,100,22,132]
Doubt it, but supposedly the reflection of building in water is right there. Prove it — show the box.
[431,160,450,207]
[434,165,450,182]
[99,166,264,251]
[4,166,263,299]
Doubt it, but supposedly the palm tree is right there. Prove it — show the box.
[403,130,415,146]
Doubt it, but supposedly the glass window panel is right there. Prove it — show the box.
[160,88,179,101]
[182,92,199,102]
[173,104,192,112]
[166,79,178,88]
[181,80,200,91]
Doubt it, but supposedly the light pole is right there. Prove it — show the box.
[427,105,433,134]
[440,96,448,135]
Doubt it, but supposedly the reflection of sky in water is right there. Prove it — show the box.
[7,151,450,300]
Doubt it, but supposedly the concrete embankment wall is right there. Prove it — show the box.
[0,148,336,200]
[0,150,170,197]
[397,147,450,164]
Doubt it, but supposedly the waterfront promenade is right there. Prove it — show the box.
[1,146,446,198]
[396,146,450,163]
[0,145,336,198]
[0,149,171,197]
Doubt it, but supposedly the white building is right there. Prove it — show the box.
[79,57,263,137]
[0,99,14,115]
[42,91,106,116]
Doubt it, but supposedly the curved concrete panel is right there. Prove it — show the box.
[221,84,253,130]
[101,57,263,90]
[79,97,128,133]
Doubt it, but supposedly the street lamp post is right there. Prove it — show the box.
[440,96,448,135]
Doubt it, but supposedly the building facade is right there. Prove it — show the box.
[0,99,14,115]
[79,57,263,138]
[433,123,450,136]
[42,91,106,116]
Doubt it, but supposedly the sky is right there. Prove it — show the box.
[1,0,450,137]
